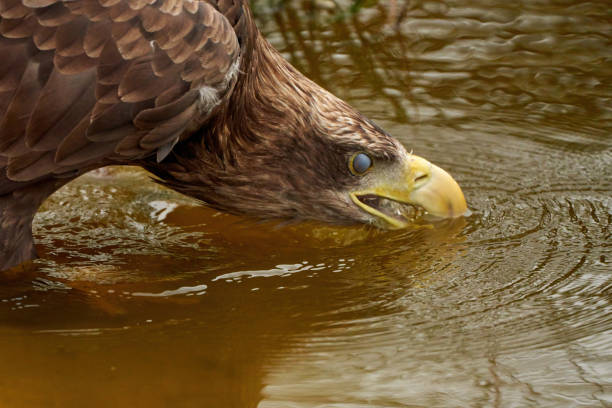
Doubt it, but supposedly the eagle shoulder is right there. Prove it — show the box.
[0,0,243,182]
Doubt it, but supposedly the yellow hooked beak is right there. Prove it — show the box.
[350,155,468,229]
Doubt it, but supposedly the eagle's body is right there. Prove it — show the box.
[0,0,467,271]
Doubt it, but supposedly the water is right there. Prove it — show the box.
[1,1,611,406]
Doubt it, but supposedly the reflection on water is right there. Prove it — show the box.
[1,0,611,407]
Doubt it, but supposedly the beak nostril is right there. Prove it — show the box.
[414,174,428,184]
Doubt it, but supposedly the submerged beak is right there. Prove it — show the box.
[350,155,468,229]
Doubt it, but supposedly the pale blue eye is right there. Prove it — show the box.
[352,153,372,174]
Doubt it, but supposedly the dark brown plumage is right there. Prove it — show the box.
[0,0,467,271]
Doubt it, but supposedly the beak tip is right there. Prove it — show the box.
[409,159,468,221]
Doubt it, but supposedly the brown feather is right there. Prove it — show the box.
[87,125,135,143]
[21,0,57,8]
[90,101,111,120]
[1,15,37,38]
[25,68,95,149]
[153,13,194,49]
[54,113,119,166]
[118,59,176,103]
[180,57,206,82]
[0,136,29,157]
[65,0,108,22]
[83,20,110,57]
[114,131,146,157]
[27,80,96,151]
[159,0,181,16]
[54,52,97,74]
[0,89,13,117]
[95,83,119,104]
[165,40,194,64]
[139,5,167,33]
[53,114,90,163]
[97,41,129,85]
[35,2,72,27]
[86,102,134,141]
[127,0,156,10]
[110,20,141,46]
[98,0,122,7]
[0,39,31,92]
[139,102,196,149]
[58,140,117,166]
[134,88,197,129]
[54,17,88,56]
[154,83,185,106]
[116,35,151,60]
[0,59,43,153]
[108,1,140,22]
[32,24,56,50]
[0,0,29,19]
[7,150,55,181]
[151,46,181,76]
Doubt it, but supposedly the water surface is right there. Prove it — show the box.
[1,1,611,407]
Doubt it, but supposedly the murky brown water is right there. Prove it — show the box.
[1,1,611,407]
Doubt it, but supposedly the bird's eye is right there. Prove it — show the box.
[350,153,373,175]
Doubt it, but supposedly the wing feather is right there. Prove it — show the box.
[32,24,54,48]
[0,39,31,91]
[0,58,42,153]
[35,2,72,27]
[108,2,139,22]
[0,0,243,182]
[54,50,98,73]
[54,16,87,56]
[54,114,113,165]
[21,0,55,8]
[139,103,196,150]
[134,88,197,129]
[1,15,36,37]
[0,0,29,18]
[25,68,96,150]
[83,21,111,57]
[7,150,54,180]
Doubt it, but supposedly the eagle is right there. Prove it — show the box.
[0,0,467,271]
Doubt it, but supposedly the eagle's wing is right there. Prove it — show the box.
[0,0,241,182]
